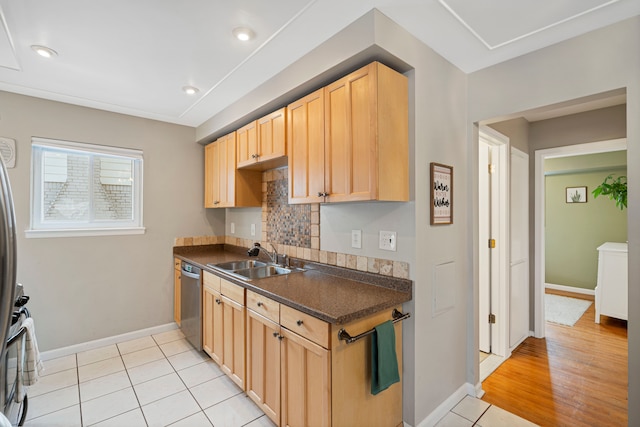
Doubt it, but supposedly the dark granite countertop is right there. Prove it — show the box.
[174,245,412,325]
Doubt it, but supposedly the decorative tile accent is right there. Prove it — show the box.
[265,169,311,248]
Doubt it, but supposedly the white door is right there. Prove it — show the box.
[509,148,529,349]
[479,127,508,358]
[479,141,491,353]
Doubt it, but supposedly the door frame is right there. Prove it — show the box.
[479,126,510,358]
[533,138,627,338]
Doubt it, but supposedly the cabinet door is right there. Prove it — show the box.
[204,142,219,207]
[287,89,325,204]
[202,285,224,365]
[280,328,331,427]
[258,108,286,162]
[174,263,181,326]
[237,120,258,168]
[221,295,246,390]
[218,132,236,207]
[324,63,377,202]
[246,310,281,425]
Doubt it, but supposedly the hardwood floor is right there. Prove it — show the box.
[481,290,628,427]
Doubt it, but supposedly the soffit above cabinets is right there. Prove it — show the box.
[0,0,637,127]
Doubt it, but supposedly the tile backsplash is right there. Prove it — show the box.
[175,168,409,280]
[264,168,312,248]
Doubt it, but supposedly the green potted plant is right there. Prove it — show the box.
[592,174,627,210]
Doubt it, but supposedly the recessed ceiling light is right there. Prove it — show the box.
[182,86,199,95]
[232,27,255,42]
[31,45,58,59]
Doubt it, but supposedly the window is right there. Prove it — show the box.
[28,137,144,237]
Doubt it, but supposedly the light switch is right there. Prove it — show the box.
[230,222,235,234]
[351,230,362,248]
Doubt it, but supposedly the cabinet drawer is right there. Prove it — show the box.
[280,305,329,348]
[221,279,245,305]
[174,258,181,270]
[247,290,280,323]
[203,271,221,293]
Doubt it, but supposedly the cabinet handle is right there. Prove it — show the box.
[317,192,329,197]
[273,332,279,338]
[278,335,284,341]
[296,320,303,326]
[215,298,221,305]
[213,200,220,205]
[257,302,263,307]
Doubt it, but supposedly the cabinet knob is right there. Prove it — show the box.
[317,192,329,197]
[214,200,220,205]
[215,298,221,305]
[257,302,263,307]
[273,332,279,338]
[296,320,304,326]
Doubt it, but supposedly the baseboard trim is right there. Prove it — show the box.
[40,322,179,361]
[416,383,475,427]
[545,283,595,296]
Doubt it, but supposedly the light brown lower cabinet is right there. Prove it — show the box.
[245,290,402,427]
[202,273,245,390]
[221,293,246,389]
[280,327,331,427]
[202,273,223,365]
[246,308,281,424]
[204,279,403,427]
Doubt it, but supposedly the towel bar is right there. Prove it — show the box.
[337,309,411,344]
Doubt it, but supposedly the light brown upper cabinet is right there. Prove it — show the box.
[237,108,287,170]
[287,62,409,204]
[204,131,261,208]
[287,88,326,204]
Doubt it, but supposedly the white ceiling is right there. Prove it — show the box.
[0,0,637,127]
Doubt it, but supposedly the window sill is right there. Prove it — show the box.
[25,227,146,239]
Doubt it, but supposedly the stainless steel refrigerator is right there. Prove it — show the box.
[0,157,18,423]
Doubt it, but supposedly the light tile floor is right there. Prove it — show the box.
[24,329,537,427]
[435,395,538,427]
[24,329,274,427]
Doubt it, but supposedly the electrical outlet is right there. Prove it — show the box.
[251,224,256,236]
[351,229,362,249]
[230,222,235,234]
[379,230,397,251]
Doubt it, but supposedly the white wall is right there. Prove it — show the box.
[468,16,640,425]
[0,91,225,351]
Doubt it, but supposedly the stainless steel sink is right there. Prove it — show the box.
[210,260,267,271]
[232,265,294,280]
[207,260,304,281]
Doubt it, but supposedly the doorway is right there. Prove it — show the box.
[533,138,627,337]
[478,126,530,382]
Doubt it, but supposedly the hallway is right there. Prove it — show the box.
[481,290,627,426]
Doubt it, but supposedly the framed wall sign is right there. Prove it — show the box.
[566,186,587,203]
[430,162,453,225]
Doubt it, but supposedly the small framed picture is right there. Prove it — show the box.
[430,162,453,225]
[566,186,587,203]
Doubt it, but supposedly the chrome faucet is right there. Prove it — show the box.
[247,242,278,264]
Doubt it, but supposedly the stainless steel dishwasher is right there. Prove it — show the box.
[180,262,202,351]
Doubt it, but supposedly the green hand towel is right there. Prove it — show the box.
[371,320,400,395]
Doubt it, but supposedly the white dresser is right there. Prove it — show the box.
[595,242,628,323]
